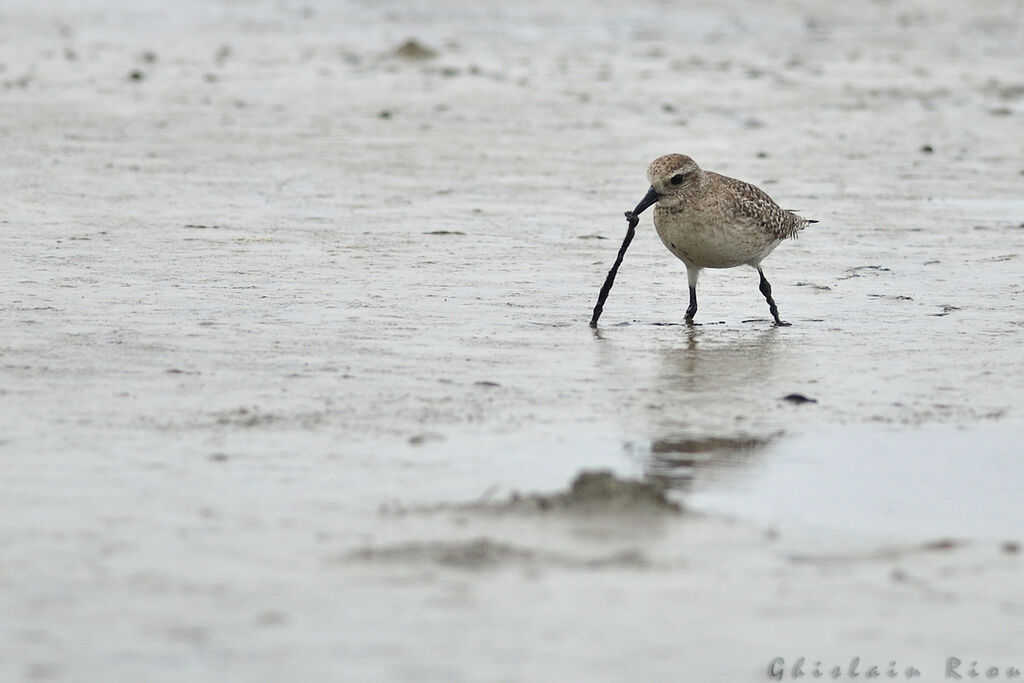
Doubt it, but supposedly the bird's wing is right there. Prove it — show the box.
[715,173,808,240]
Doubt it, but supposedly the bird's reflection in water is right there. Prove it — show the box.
[644,324,785,491]
[660,324,780,393]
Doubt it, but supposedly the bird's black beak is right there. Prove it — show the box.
[630,186,662,217]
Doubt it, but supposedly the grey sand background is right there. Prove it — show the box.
[2,0,1024,680]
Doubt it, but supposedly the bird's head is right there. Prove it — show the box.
[628,154,703,217]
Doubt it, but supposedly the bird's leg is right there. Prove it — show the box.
[684,266,699,323]
[685,285,698,323]
[758,268,790,327]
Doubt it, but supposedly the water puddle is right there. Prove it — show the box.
[677,427,1024,542]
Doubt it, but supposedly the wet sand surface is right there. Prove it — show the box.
[2,0,1024,680]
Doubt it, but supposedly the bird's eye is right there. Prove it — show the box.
[670,173,686,185]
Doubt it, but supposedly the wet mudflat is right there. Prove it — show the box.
[2,0,1023,680]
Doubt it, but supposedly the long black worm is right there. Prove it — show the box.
[589,211,640,328]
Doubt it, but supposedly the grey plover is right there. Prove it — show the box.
[626,153,816,326]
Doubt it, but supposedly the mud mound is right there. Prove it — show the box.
[392,38,437,60]
[380,470,682,517]
[504,470,682,515]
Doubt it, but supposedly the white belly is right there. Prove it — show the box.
[654,208,780,269]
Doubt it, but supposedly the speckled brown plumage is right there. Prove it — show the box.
[711,172,809,241]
